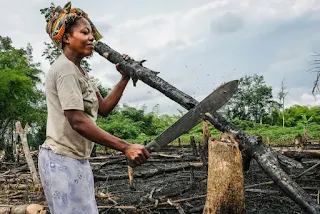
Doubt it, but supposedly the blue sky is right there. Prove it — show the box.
[1,0,320,115]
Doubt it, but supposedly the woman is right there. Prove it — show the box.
[39,2,150,213]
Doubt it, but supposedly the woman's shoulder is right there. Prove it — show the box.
[50,54,78,76]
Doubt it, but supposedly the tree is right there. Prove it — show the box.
[0,36,45,155]
[278,79,288,127]
[308,52,320,95]
[225,74,278,124]
[282,105,316,127]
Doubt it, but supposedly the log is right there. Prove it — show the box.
[15,122,40,187]
[94,41,320,213]
[0,204,46,214]
[273,148,320,160]
[203,138,245,214]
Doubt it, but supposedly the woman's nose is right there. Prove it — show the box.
[89,33,94,41]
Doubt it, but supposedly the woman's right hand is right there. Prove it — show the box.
[123,144,150,165]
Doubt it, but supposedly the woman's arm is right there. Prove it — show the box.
[97,75,129,116]
[97,64,130,117]
[65,109,150,165]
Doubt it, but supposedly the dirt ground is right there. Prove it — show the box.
[0,145,319,214]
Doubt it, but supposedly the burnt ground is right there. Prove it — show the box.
[0,145,319,214]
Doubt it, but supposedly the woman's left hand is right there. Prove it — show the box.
[116,54,133,80]
[116,63,130,80]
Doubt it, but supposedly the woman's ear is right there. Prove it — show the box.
[62,33,69,45]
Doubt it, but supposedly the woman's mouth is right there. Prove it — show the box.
[87,44,94,48]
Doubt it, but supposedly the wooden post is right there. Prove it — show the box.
[203,135,245,214]
[202,121,210,150]
[190,136,198,156]
[91,143,97,157]
[15,121,40,187]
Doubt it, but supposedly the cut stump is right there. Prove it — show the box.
[203,136,245,214]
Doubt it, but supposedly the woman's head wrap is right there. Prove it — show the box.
[45,2,103,48]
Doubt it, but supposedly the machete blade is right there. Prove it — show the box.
[146,80,238,152]
[129,80,238,167]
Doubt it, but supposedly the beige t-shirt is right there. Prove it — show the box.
[43,53,99,159]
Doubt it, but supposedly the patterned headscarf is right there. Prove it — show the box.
[45,2,103,49]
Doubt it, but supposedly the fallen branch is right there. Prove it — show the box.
[141,194,207,209]
[15,122,40,187]
[96,192,118,204]
[245,188,281,194]
[167,199,186,214]
[245,181,274,189]
[294,161,320,179]
[94,162,203,181]
[97,205,137,210]
[275,149,320,160]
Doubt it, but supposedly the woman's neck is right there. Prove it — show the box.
[63,49,82,67]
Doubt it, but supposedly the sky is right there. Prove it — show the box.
[1,0,320,115]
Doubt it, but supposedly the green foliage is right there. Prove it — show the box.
[96,105,179,141]
[0,36,45,148]
[231,119,255,130]
[97,116,142,139]
[225,74,280,123]
[247,123,320,145]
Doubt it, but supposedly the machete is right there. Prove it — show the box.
[129,79,238,167]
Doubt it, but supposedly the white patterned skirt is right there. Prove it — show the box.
[38,147,98,214]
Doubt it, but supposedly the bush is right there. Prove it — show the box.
[97,118,142,139]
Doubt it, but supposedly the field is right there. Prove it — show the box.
[0,141,319,214]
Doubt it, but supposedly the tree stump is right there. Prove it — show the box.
[203,135,245,214]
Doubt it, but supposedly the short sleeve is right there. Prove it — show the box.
[57,73,84,111]
[89,78,100,93]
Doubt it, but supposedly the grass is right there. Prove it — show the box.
[167,123,320,146]
[246,124,320,145]
[96,123,320,152]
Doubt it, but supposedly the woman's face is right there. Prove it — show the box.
[63,17,95,57]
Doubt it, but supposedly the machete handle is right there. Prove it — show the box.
[127,159,139,168]
[127,142,155,168]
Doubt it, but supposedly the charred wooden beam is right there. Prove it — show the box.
[94,41,197,110]
[94,41,320,214]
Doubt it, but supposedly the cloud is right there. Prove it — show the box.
[1,0,320,116]
[210,11,244,34]
[286,90,320,108]
[300,93,320,105]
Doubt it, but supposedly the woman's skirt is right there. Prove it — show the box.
[38,146,98,214]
